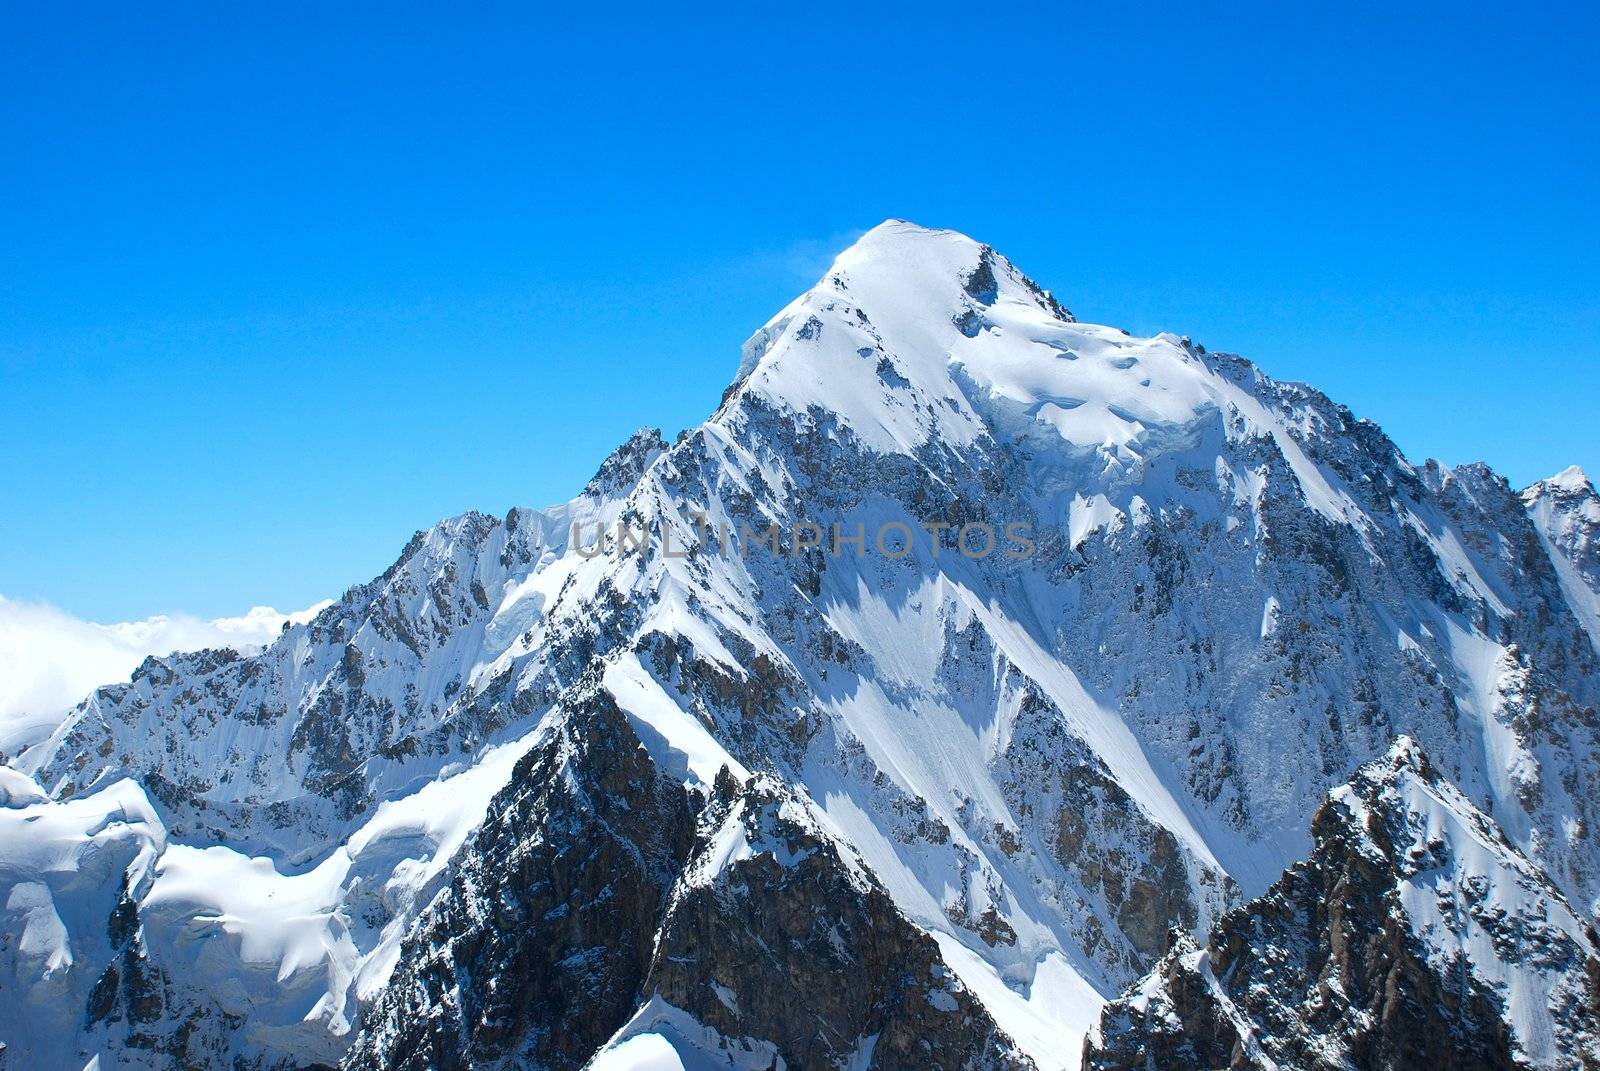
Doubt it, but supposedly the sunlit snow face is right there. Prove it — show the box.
[729,222,1362,528]
[733,222,1219,456]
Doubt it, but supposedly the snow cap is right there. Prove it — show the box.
[1547,465,1594,493]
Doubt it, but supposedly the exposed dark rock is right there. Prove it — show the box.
[644,776,1035,1070]
[344,690,697,1071]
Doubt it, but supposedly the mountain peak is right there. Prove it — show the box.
[1522,465,1599,523]
[1524,464,1594,499]
[1549,464,1594,493]
[831,218,985,271]
[827,220,1067,317]
[726,223,1363,522]
[584,426,667,498]
[848,217,968,244]
[1379,733,1432,778]
[729,223,1243,462]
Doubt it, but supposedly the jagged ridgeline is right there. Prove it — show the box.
[2,222,1597,1070]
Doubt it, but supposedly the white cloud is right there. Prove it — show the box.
[0,595,331,754]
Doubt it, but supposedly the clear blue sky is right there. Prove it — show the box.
[3,3,1596,621]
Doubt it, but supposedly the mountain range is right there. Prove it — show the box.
[2,221,1596,1070]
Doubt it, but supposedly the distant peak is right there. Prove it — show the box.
[1382,734,1432,778]
[1548,465,1594,492]
[1523,464,1596,503]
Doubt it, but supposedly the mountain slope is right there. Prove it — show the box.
[1083,739,1600,1070]
[1524,466,1600,656]
[2,221,1597,1070]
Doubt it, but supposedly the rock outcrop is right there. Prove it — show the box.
[1084,740,1600,1070]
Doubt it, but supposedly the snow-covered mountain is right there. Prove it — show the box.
[2,221,1596,1070]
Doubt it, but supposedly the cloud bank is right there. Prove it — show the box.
[0,595,330,753]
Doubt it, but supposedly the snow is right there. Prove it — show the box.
[1536,529,1600,656]
[963,583,1221,873]
[588,1032,690,1071]
[1523,469,1600,656]
[1068,493,1121,549]
[0,720,549,1066]
[0,774,166,1062]
[345,721,552,999]
[7,881,72,973]
[0,763,48,806]
[604,654,749,789]
[0,773,164,881]
[1547,465,1593,493]
[690,801,755,886]
[145,843,359,1034]
[933,936,1103,1071]
[127,720,551,1043]
[1401,509,1514,617]
[594,996,781,1070]
[1260,596,1280,640]
[732,220,1365,531]
[1435,615,1536,843]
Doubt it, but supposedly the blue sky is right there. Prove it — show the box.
[2,3,1596,621]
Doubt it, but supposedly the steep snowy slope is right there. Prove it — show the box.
[2,221,1597,1070]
